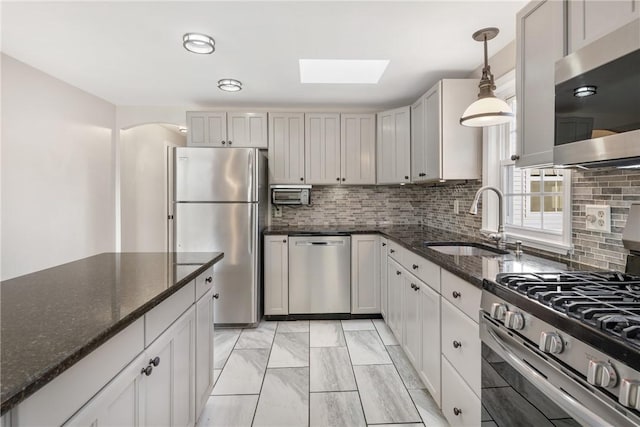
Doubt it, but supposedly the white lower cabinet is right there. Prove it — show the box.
[195,288,215,419]
[351,234,381,314]
[387,258,404,340]
[264,235,289,315]
[419,281,441,406]
[402,272,422,367]
[441,356,481,427]
[380,238,388,318]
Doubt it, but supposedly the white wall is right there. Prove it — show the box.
[120,124,185,252]
[1,54,116,280]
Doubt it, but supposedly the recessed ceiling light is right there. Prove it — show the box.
[183,33,215,54]
[299,59,390,84]
[218,79,242,92]
[574,85,597,97]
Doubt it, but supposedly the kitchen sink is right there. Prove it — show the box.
[423,242,509,256]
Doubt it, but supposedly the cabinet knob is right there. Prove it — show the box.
[228,140,232,145]
[382,242,386,247]
[410,283,416,290]
[452,291,461,299]
[453,340,462,349]
[150,356,160,367]
[213,293,220,299]
[341,178,345,182]
[419,173,426,177]
[412,264,419,270]
[205,276,213,283]
[283,239,287,243]
[404,176,409,180]
[336,177,340,181]
[413,284,419,291]
[396,270,401,275]
[453,407,462,416]
[141,365,153,376]
[390,249,395,254]
[300,177,304,181]
[510,154,520,161]
[221,140,226,145]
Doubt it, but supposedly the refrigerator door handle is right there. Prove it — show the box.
[248,149,254,201]
[249,203,253,255]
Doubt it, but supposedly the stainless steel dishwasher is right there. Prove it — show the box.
[288,235,351,314]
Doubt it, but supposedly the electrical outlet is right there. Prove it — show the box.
[273,205,282,218]
[454,200,460,215]
[585,205,611,232]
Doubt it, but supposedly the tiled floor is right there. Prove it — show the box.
[198,318,449,427]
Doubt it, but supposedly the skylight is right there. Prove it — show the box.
[299,59,390,84]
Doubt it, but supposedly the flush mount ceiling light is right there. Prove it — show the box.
[182,33,215,54]
[217,79,242,92]
[460,27,514,127]
[299,59,390,84]
[574,85,597,97]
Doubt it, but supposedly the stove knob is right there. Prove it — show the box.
[539,332,564,354]
[587,361,618,388]
[504,311,525,330]
[619,379,640,409]
[490,303,508,321]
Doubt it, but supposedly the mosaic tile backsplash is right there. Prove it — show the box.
[271,170,640,271]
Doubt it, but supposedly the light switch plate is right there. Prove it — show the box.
[585,205,611,232]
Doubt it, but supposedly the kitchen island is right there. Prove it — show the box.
[1,251,224,425]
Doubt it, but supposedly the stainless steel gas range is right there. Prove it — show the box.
[480,205,640,427]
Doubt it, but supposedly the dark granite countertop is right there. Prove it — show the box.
[1,251,224,415]
[265,224,577,287]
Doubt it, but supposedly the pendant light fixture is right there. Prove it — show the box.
[460,27,514,127]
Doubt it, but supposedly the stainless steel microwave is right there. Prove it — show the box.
[554,19,640,168]
[271,185,311,205]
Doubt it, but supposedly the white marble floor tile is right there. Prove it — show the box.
[212,349,269,395]
[268,332,309,368]
[213,369,221,387]
[277,320,309,333]
[310,320,346,347]
[354,364,422,424]
[310,347,357,392]
[387,345,425,390]
[370,424,425,427]
[409,389,449,426]
[234,321,276,349]
[197,394,258,427]
[213,328,242,369]
[310,391,366,427]
[373,319,399,345]
[342,319,376,330]
[253,368,309,427]
[345,330,392,365]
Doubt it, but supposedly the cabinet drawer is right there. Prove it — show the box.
[441,356,481,426]
[195,266,214,301]
[441,269,481,322]
[145,281,195,346]
[441,298,481,396]
[404,251,440,292]
[387,241,404,264]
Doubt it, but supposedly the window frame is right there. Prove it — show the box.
[481,70,572,254]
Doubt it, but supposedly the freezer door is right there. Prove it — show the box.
[175,202,258,324]
[174,147,258,202]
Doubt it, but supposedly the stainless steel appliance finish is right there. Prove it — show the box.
[271,185,311,205]
[554,19,640,168]
[288,236,351,314]
[174,147,267,325]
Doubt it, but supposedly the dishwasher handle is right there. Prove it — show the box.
[295,240,346,246]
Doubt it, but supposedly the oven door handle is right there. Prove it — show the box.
[485,325,613,427]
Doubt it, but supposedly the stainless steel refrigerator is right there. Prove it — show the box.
[173,147,267,326]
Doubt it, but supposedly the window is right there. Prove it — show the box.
[483,72,571,253]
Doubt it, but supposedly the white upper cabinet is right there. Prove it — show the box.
[268,113,305,184]
[305,113,342,184]
[341,114,376,185]
[187,111,267,148]
[411,80,481,182]
[568,0,639,53]
[377,106,411,184]
[515,0,565,168]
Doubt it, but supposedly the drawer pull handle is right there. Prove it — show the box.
[412,264,419,270]
[205,276,213,283]
[141,365,153,376]
[453,340,462,349]
[452,291,461,299]
[150,356,160,367]
[396,271,401,275]
[453,407,462,416]
[213,293,220,299]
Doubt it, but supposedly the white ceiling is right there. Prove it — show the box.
[1,1,527,109]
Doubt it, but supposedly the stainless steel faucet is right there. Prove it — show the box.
[469,185,506,250]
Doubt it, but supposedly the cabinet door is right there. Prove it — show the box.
[351,235,380,314]
[441,357,481,427]
[402,275,421,368]
[305,113,341,184]
[568,0,639,53]
[376,107,411,184]
[144,307,196,427]
[380,238,389,319]
[227,113,268,148]
[268,113,305,184]
[195,289,215,419]
[410,95,428,182]
[420,284,441,406]
[387,259,404,341]
[516,0,565,168]
[341,114,376,184]
[64,353,147,427]
[187,112,227,147]
[264,235,289,315]
[424,83,442,181]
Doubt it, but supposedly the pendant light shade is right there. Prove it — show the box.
[460,27,514,127]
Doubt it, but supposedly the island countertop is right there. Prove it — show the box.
[1,251,224,414]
